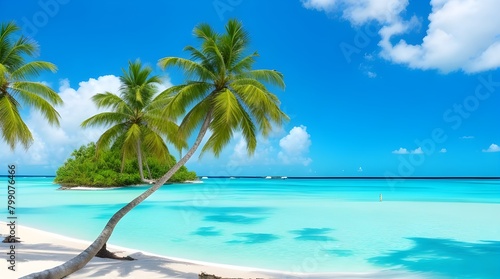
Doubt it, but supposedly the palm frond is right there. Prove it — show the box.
[1,36,38,69]
[158,57,215,81]
[0,21,61,150]
[121,123,141,160]
[239,69,285,89]
[0,94,33,149]
[158,82,212,118]
[236,99,257,155]
[120,60,160,107]
[177,97,212,142]
[10,61,57,80]
[91,92,132,113]
[81,112,129,128]
[221,19,250,70]
[11,81,63,105]
[200,89,242,157]
[230,52,258,74]
[9,86,61,126]
[94,123,127,155]
[142,128,169,161]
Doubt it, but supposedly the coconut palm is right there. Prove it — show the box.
[0,21,62,149]
[81,60,182,183]
[23,19,288,278]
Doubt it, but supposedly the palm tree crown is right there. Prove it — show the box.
[81,60,182,181]
[0,21,63,149]
[159,18,288,157]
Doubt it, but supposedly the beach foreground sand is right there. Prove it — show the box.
[0,223,419,279]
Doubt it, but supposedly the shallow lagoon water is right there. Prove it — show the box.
[8,177,500,278]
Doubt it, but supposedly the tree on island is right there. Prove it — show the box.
[55,142,197,187]
[0,21,63,149]
[24,19,288,278]
[81,60,185,184]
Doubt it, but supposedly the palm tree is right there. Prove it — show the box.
[0,21,63,149]
[23,19,288,278]
[81,60,182,183]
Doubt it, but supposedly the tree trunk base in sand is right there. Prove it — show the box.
[2,236,21,243]
[95,244,135,261]
[199,272,222,279]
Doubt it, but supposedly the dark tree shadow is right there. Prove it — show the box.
[369,237,500,279]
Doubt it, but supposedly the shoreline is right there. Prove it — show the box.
[1,222,408,279]
[58,180,203,190]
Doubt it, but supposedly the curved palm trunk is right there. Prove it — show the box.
[145,160,153,180]
[136,139,145,181]
[137,140,154,183]
[22,112,212,279]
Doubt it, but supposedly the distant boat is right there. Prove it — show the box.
[265,176,272,179]
[201,176,208,180]
[281,176,288,179]
[230,177,236,179]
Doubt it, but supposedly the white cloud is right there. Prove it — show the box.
[1,75,173,174]
[460,136,475,139]
[439,148,447,153]
[392,147,409,154]
[303,0,500,73]
[227,133,275,167]
[302,0,408,25]
[392,147,423,154]
[367,71,377,78]
[411,147,423,154]
[278,125,312,166]
[379,0,500,73]
[483,144,500,153]
[301,0,337,13]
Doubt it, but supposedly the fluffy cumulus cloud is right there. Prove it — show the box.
[392,147,409,154]
[228,133,275,167]
[192,125,312,175]
[302,0,500,73]
[2,75,172,174]
[302,0,337,12]
[412,147,423,154]
[228,126,313,167]
[483,144,500,153]
[439,148,447,153]
[302,0,408,25]
[381,0,500,73]
[278,125,312,166]
[392,147,423,154]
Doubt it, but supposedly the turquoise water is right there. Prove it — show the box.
[4,177,500,278]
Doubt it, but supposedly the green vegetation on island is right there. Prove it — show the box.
[55,142,197,187]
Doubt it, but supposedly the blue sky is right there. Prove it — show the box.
[1,0,499,177]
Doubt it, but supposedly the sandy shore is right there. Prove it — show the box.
[0,223,336,278]
[0,223,417,279]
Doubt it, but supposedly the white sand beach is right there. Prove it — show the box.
[0,222,390,279]
[0,222,420,279]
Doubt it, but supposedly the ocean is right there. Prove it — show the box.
[5,177,500,278]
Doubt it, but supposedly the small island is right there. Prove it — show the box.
[55,142,197,188]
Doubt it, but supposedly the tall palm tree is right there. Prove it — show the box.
[23,19,288,279]
[0,21,62,149]
[81,60,182,183]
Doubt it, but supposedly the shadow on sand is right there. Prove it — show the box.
[369,237,500,279]
[10,242,199,278]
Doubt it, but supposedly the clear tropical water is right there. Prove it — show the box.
[5,177,500,278]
